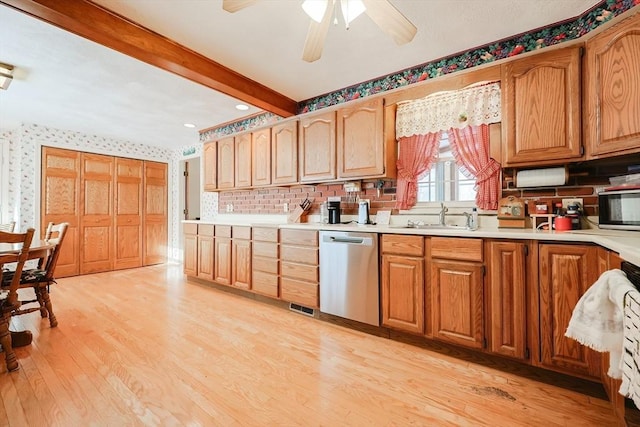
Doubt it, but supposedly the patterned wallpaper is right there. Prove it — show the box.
[4,123,184,258]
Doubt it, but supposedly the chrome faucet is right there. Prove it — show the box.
[463,212,472,229]
[438,203,448,226]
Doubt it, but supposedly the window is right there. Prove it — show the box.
[416,132,476,203]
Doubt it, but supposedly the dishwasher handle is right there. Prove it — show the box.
[322,235,374,246]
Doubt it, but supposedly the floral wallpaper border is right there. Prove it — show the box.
[200,0,638,139]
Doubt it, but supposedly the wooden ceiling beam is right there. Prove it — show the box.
[0,0,298,118]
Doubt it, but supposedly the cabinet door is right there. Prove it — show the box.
[232,239,252,290]
[80,152,114,274]
[271,120,298,185]
[217,136,235,189]
[114,157,143,270]
[502,46,582,166]
[214,237,232,285]
[183,232,197,277]
[143,161,168,266]
[381,254,424,334]
[235,133,252,188]
[431,259,484,349]
[584,13,640,158]
[487,241,527,359]
[252,128,271,187]
[41,146,80,277]
[197,235,214,280]
[337,98,384,178]
[203,141,217,191]
[539,244,601,378]
[299,111,336,182]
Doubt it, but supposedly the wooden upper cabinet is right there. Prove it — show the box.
[271,120,298,185]
[299,111,336,183]
[584,13,640,158]
[217,136,235,189]
[502,46,583,166]
[538,243,601,379]
[337,98,386,178]
[252,128,272,187]
[235,132,252,188]
[203,141,217,191]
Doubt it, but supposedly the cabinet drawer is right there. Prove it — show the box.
[430,237,483,262]
[198,224,214,236]
[233,226,251,240]
[253,256,279,274]
[280,245,318,265]
[215,225,232,238]
[280,277,319,308]
[280,229,318,246]
[381,234,424,256]
[253,241,278,258]
[252,271,279,297]
[253,227,279,242]
[184,223,198,234]
[281,261,318,282]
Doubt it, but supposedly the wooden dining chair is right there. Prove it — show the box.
[0,227,34,372]
[2,222,68,328]
[0,222,15,232]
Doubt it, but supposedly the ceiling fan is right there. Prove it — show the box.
[222,0,417,62]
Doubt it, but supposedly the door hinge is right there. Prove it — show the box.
[525,347,530,359]
[580,145,585,156]
[183,208,188,215]
[183,170,189,177]
[482,265,486,276]
[523,245,529,256]
[483,337,488,349]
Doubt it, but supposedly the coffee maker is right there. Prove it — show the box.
[327,201,341,224]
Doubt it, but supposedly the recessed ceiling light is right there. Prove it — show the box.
[183,123,196,128]
[235,104,249,111]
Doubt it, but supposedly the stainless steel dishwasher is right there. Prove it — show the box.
[319,230,379,326]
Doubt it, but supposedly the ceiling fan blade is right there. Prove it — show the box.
[362,0,417,45]
[222,0,259,13]
[302,0,334,62]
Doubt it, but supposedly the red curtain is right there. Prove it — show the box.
[448,124,501,210]
[395,132,440,210]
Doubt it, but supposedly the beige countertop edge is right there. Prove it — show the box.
[183,220,640,266]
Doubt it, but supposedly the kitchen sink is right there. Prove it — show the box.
[391,224,467,230]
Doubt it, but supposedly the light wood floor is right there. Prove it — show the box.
[0,263,619,426]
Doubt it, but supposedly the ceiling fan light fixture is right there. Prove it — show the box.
[302,0,329,23]
[341,0,365,26]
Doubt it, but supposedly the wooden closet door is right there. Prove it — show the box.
[80,152,114,274]
[114,157,143,270]
[41,146,80,277]
[143,161,168,266]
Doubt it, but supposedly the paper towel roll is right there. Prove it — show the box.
[516,167,567,188]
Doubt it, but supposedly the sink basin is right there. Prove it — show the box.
[391,224,467,230]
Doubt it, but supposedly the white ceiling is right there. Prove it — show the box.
[0,0,599,149]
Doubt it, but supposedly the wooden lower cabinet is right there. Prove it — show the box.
[280,229,318,308]
[252,227,279,298]
[232,226,252,290]
[183,223,198,277]
[486,240,529,360]
[380,234,425,334]
[197,224,214,280]
[214,226,232,286]
[429,237,484,349]
[538,243,601,379]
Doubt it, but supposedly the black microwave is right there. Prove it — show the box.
[598,188,640,231]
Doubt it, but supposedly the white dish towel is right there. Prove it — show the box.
[565,269,636,379]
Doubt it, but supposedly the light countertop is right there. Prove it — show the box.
[184,217,640,266]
